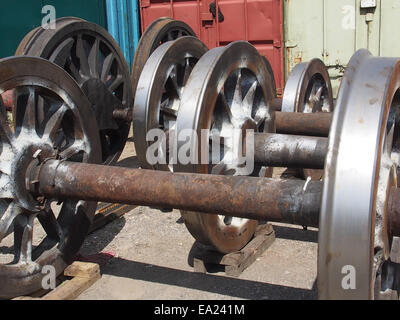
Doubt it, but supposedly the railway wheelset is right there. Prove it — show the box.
[0,17,399,300]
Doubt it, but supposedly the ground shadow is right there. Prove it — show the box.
[80,216,126,255]
[116,156,140,169]
[187,241,225,273]
[272,225,318,243]
[101,257,317,300]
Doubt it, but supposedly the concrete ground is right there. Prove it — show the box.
[78,135,319,300]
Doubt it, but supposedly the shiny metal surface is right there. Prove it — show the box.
[282,58,334,180]
[133,36,208,170]
[131,18,196,100]
[0,57,101,299]
[175,41,275,254]
[319,49,400,300]
[282,58,333,113]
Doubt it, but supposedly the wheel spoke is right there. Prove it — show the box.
[49,38,74,68]
[385,119,395,156]
[21,87,37,132]
[43,103,67,143]
[59,141,85,160]
[215,92,233,124]
[68,60,83,83]
[231,70,243,118]
[182,58,193,86]
[13,214,34,263]
[0,174,12,199]
[101,53,114,82]
[36,95,46,126]
[88,38,100,78]
[242,81,257,118]
[167,32,173,41]
[108,74,123,92]
[161,106,178,118]
[76,35,90,77]
[211,160,227,175]
[0,104,14,146]
[166,67,181,99]
[38,208,63,242]
[0,202,22,242]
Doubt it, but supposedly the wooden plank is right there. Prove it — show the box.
[193,258,208,274]
[89,203,136,234]
[14,262,101,300]
[225,225,275,277]
[42,262,100,300]
[192,224,275,277]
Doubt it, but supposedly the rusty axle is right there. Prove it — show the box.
[275,111,332,137]
[254,133,328,169]
[30,160,322,228]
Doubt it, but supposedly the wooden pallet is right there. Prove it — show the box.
[14,261,101,300]
[192,223,275,277]
[89,202,137,234]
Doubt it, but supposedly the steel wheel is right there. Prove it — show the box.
[175,42,275,254]
[0,57,101,299]
[319,49,400,299]
[282,58,333,113]
[282,59,333,180]
[133,36,208,170]
[16,17,132,165]
[131,18,196,100]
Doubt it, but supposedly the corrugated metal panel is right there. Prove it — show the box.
[140,0,284,95]
[106,0,141,68]
[380,0,400,57]
[285,0,400,96]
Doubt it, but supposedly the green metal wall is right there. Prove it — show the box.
[0,0,107,58]
[284,0,400,96]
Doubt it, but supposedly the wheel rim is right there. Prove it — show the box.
[282,58,333,113]
[319,49,400,299]
[0,57,101,299]
[131,18,196,100]
[16,18,132,165]
[175,42,275,253]
[282,59,333,180]
[133,36,208,170]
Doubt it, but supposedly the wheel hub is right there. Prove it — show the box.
[12,143,56,212]
[81,78,121,131]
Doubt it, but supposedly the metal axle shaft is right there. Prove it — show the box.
[29,160,322,228]
[275,112,332,137]
[254,133,328,169]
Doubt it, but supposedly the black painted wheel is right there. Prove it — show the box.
[16,17,132,165]
[131,17,196,100]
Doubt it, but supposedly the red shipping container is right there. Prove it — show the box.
[139,0,284,95]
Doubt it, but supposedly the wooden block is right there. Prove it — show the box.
[391,237,400,263]
[225,227,275,277]
[42,275,100,300]
[193,258,207,274]
[42,262,100,300]
[192,224,275,277]
[64,261,100,278]
[13,262,101,301]
[89,203,136,234]
[12,296,42,300]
